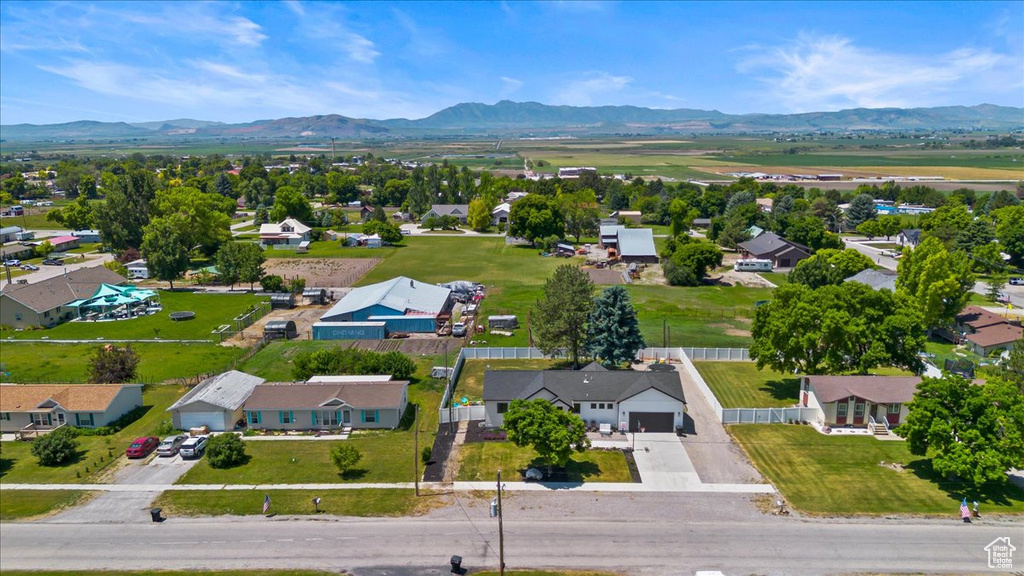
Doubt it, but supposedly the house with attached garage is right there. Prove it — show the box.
[242,379,409,430]
[0,383,143,438]
[483,364,686,432]
[800,375,920,435]
[167,370,265,431]
[951,306,1023,356]
[737,231,810,269]
[0,265,127,328]
[421,204,469,224]
[259,218,311,248]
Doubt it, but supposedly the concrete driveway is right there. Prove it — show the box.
[46,452,199,523]
[630,433,701,490]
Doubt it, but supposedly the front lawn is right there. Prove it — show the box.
[0,342,246,383]
[0,385,183,484]
[694,362,799,408]
[0,291,267,341]
[155,488,435,517]
[730,424,1024,515]
[455,359,562,401]
[0,490,89,520]
[457,442,631,483]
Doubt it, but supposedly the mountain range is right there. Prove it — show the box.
[2,101,1021,142]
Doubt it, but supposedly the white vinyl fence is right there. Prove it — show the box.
[680,347,751,361]
[440,347,550,424]
[721,407,817,424]
[440,405,487,424]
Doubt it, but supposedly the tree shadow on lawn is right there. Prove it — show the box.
[526,457,601,482]
[758,378,801,403]
[338,468,368,481]
[907,458,1024,507]
[0,457,13,478]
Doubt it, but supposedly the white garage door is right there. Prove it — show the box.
[180,412,225,431]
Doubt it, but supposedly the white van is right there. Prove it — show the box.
[734,259,773,272]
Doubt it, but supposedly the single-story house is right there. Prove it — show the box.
[491,202,511,226]
[0,383,143,436]
[243,379,409,430]
[737,231,810,269]
[1,244,34,261]
[260,218,311,248]
[317,276,453,336]
[800,375,920,432]
[72,229,102,243]
[745,225,766,238]
[610,211,642,224]
[126,259,149,279]
[956,306,1008,333]
[953,306,1023,355]
[483,365,686,432]
[0,226,24,243]
[844,268,897,292]
[615,228,658,263]
[167,370,265,431]
[0,265,127,328]
[47,235,80,252]
[421,204,469,223]
[896,229,922,248]
[506,191,529,203]
[692,218,712,229]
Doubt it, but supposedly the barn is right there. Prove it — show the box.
[316,276,453,337]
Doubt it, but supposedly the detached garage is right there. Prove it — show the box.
[168,370,265,431]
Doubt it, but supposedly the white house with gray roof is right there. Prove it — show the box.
[483,365,686,432]
[422,204,469,223]
[168,370,265,431]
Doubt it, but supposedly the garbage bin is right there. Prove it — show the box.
[675,425,685,437]
[150,507,163,522]
[450,555,462,572]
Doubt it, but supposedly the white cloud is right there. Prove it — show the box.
[500,76,524,96]
[738,34,1022,112]
[552,72,632,106]
[345,34,381,64]
[284,0,305,17]
[118,8,267,47]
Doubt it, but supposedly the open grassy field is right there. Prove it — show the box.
[155,488,436,517]
[0,342,246,383]
[0,490,90,520]
[457,442,632,483]
[474,572,621,576]
[0,385,183,484]
[1,291,267,341]
[238,340,340,381]
[730,424,1024,516]
[4,571,346,576]
[455,358,562,401]
[693,362,799,408]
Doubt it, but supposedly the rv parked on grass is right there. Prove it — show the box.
[734,259,773,272]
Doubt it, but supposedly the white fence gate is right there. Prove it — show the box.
[440,347,549,425]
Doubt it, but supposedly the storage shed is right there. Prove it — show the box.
[488,315,519,330]
[303,287,328,305]
[264,319,298,340]
[270,293,296,310]
[313,321,387,340]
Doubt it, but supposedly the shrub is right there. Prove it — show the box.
[330,443,362,475]
[260,274,285,292]
[154,419,177,437]
[88,344,139,384]
[421,446,432,464]
[74,405,148,436]
[31,427,80,466]
[205,433,248,469]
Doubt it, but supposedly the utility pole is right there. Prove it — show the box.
[497,469,505,576]
[662,317,666,348]
[330,137,337,164]
[413,404,419,496]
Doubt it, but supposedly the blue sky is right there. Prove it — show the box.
[1,1,1021,124]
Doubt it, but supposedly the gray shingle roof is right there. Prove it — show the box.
[483,370,685,404]
[738,231,809,259]
[1,265,127,313]
[168,370,265,411]
[320,276,451,321]
[844,268,897,291]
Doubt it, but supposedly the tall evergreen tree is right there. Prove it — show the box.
[587,286,645,366]
[844,193,878,230]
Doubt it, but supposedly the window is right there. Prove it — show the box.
[15,313,22,321]
[591,403,597,409]
[0,412,10,421]
[75,413,94,426]
[31,413,52,426]
[278,411,294,424]
[887,404,901,414]
[315,411,340,426]
[854,403,865,417]
[836,403,848,417]
[571,403,581,414]
[497,403,508,414]
[361,410,378,424]
[246,411,262,425]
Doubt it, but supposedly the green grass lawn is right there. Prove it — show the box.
[3,571,343,576]
[457,443,631,483]
[1,291,267,341]
[154,489,435,517]
[455,359,562,401]
[239,340,341,381]
[758,272,789,286]
[694,362,799,408]
[730,424,1024,516]
[0,385,183,484]
[0,490,89,520]
[0,342,246,383]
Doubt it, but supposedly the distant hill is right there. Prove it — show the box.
[2,102,1021,142]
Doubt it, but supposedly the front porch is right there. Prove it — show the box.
[18,419,67,440]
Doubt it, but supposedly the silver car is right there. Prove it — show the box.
[156,434,187,457]
[179,435,208,459]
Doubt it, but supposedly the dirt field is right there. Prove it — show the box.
[585,268,624,285]
[263,258,380,287]
[223,304,330,347]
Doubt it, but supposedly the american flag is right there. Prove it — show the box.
[263,494,271,514]
[960,500,970,518]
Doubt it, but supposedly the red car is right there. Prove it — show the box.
[125,436,159,459]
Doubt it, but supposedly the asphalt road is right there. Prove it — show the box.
[2,514,1019,575]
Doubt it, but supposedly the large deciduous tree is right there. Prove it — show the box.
[557,188,600,243]
[94,170,159,251]
[587,286,645,366]
[508,194,564,244]
[270,185,313,223]
[141,216,191,289]
[216,242,266,290]
[467,198,491,232]
[45,195,95,231]
[992,205,1024,266]
[362,219,403,244]
[899,375,1024,485]
[150,187,233,256]
[663,241,723,286]
[533,264,594,368]
[750,282,925,375]
[896,237,975,331]
[502,398,590,474]
[788,248,874,288]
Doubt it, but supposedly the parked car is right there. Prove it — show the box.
[1010,277,1024,286]
[452,322,467,337]
[42,258,63,266]
[179,435,209,459]
[3,259,21,266]
[125,436,159,459]
[20,264,39,271]
[156,434,188,457]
